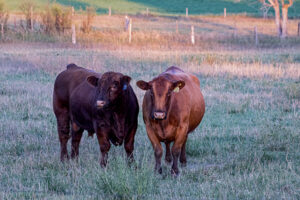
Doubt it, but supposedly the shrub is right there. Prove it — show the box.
[19,0,35,30]
[0,0,9,31]
[82,6,95,34]
[40,3,72,34]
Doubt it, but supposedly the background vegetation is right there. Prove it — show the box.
[0,0,300,199]
[4,0,300,17]
[0,43,299,199]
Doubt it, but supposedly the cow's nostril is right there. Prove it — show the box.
[154,112,165,119]
[96,100,106,108]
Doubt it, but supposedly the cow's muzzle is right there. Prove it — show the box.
[96,100,106,109]
[154,112,166,120]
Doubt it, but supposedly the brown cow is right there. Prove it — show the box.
[136,66,205,175]
[53,64,139,167]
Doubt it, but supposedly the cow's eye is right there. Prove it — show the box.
[167,90,172,96]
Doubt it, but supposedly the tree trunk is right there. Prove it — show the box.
[274,4,282,37]
[281,5,289,38]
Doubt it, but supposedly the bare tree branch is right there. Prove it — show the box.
[260,0,272,7]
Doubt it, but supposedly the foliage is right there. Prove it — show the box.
[40,3,72,34]
[0,0,9,31]
[19,0,35,30]
[81,6,95,34]
[0,44,299,199]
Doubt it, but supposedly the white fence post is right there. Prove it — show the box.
[72,7,76,44]
[224,8,226,18]
[255,26,258,46]
[129,18,132,43]
[186,8,188,17]
[191,25,195,45]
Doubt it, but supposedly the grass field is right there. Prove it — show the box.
[0,43,299,199]
[5,0,300,17]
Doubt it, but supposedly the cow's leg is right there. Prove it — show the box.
[71,122,84,159]
[96,131,111,167]
[55,108,70,162]
[124,123,137,163]
[180,139,187,166]
[171,126,188,175]
[165,142,172,164]
[146,124,163,174]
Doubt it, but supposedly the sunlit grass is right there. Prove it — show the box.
[0,44,299,199]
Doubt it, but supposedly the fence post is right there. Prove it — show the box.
[224,8,226,18]
[254,26,258,46]
[129,18,132,43]
[30,6,33,31]
[191,25,195,45]
[176,20,178,34]
[125,16,130,31]
[186,8,188,17]
[109,6,111,16]
[14,17,17,30]
[298,22,300,36]
[0,24,3,38]
[71,7,76,44]
[146,8,149,16]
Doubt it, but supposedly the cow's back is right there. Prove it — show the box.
[164,66,205,133]
[53,64,100,108]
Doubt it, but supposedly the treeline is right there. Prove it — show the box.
[0,0,96,36]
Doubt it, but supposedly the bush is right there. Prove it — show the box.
[0,0,9,31]
[82,6,95,34]
[19,0,35,30]
[40,4,72,34]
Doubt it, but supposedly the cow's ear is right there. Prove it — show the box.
[122,75,131,90]
[172,80,185,92]
[87,76,99,87]
[136,80,150,90]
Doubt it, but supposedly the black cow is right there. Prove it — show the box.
[53,64,139,166]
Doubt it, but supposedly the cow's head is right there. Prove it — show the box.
[137,76,185,120]
[87,72,131,110]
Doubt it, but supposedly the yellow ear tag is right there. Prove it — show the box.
[173,87,180,93]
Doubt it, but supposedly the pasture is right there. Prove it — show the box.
[0,42,299,199]
[5,0,300,17]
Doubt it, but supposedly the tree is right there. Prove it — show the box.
[260,0,293,38]
[0,0,9,31]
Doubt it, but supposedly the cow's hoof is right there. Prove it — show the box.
[165,157,172,164]
[155,167,162,174]
[60,154,69,162]
[180,161,187,167]
[171,168,179,176]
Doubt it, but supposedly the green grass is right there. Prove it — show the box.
[5,0,300,17]
[0,44,299,199]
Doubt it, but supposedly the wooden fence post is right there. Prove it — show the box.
[186,8,188,17]
[125,16,130,31]
[71,7,76,44]
[176,20,178,34]
[0,24,3,38]
[191,25,195,45]
[129,18,132,43]
[30,6,33,31]
[14,17,17,30]
[109,6,111,16]
[224,8,226,18]
[254,26,258,46]
[298,22,300,36]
